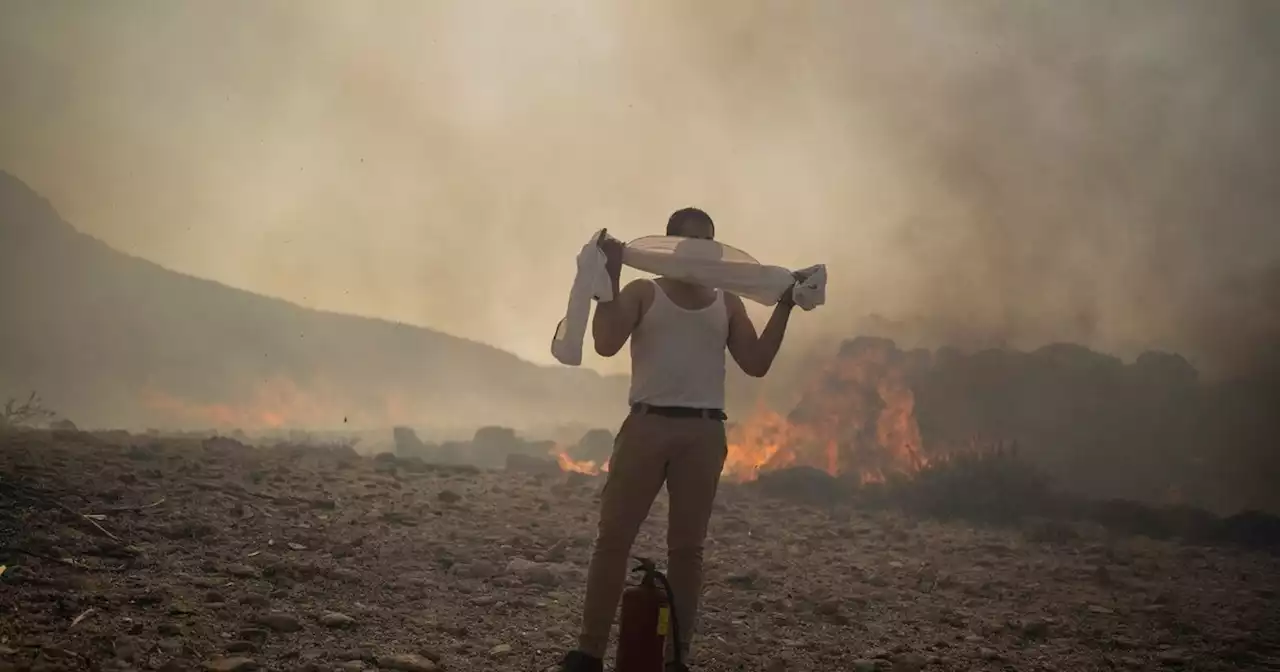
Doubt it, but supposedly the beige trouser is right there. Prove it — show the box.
[576,412,728,662]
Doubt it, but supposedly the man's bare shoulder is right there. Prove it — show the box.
[722,291,749,314]
[618,278,655,307]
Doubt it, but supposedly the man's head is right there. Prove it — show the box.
[666,207,715,240]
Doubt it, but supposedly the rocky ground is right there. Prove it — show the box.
[1,431,1278,672]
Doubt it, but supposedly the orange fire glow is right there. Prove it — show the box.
[552,447,609,475]
[724,338,929,483]
[140,376,408,430]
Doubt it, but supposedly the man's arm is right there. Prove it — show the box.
[592,279,646,357]
[726,292,794,378]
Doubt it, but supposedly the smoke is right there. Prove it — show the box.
[1,1,1277,379]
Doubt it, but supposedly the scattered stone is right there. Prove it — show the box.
[226,641,258,654]
[158,639,185,656]
[437,490,462,504]
[224,564,259,578]
[489,643,512,656]
[203,657,259,672]
[238,628,269,642]
[321,612,356,629]
[461,560,499,579]
[892,652,927,672]
[506,558,560,586]
[256,612,302,633]
[814,598,842,616]
[1021,617,1051,639]
[376,653,439,672]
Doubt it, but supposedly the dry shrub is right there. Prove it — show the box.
[865,443,1055,524]
[0,392,56,429]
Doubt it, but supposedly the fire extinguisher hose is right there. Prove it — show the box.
[654,570,683,668]
[632,557,683,668]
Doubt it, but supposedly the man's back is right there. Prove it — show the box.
[628,278,728,410]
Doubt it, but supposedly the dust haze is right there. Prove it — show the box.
[2,0,1277,380]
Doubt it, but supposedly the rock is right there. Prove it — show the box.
[767,658,792,672]
[1157,650,1188,665]
[892,652,926,672]
[506,558,560,586]
[256,613,302,632]
[238,628,269,642]
[224,564,259,579]
[542,539,568,562]
[376,653,439,672]
[226,641,258,653]
[460,561,499,579]
[393,427,428,457]
[853,660,878,672]
[489,643,512,656]
[320,612,356,629]
[50,418,78,432]
[203,658,259,672]
[1087,605,1115,615]
[814,598,842,616]
[1021,618,1051,639]
[158,639,185,656]
[437,490,461,504]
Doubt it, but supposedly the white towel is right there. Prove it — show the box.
[551,229,827,366]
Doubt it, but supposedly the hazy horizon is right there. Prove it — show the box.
[3,1,1278,379]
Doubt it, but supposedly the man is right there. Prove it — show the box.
[558,207,801,672]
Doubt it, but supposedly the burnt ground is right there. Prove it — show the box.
[1,431,1278,672]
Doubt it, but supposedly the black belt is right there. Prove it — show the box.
[631,403,727,421]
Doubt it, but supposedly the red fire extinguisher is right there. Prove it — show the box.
[616,557,683,672]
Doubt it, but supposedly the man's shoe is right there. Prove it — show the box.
[666,662,691,672]
[557,650,604,672]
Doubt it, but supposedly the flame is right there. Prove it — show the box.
[140,376,409,430]
[725,337,929,483]
[551,445,609,475]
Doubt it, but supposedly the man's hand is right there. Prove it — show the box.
[779,268,816,307]
[779,284,796,307]
[597,230,625,266]
[597,229,625,293]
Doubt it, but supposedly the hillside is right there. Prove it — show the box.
[0,171,629,433]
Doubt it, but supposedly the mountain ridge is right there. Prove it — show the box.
[0,170,629,433]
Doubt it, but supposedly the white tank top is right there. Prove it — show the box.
[628,280,728,409]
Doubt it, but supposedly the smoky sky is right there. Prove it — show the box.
[2,0,1276,379]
